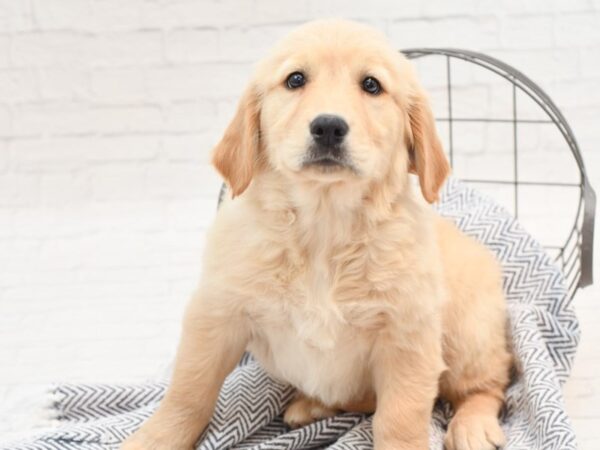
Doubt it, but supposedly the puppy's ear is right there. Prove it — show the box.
[212,84,261,197]
[406,89,450,203]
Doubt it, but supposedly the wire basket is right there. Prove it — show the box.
[403,48,595,300]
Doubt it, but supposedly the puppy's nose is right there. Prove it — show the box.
[310,114,349,147]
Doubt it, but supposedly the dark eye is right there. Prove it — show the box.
[362,76,381,95]
[286,72,306,89]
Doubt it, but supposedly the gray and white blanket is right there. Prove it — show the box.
[3,179,580,450]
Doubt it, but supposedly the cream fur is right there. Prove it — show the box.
[122,19,512,450]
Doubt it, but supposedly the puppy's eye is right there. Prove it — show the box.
[286,72,306,89]
[362,76,381,95]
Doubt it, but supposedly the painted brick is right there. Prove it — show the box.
[145,64,251,101]
[11,32,93,67]
[0,35,10,67]
[33,0,144,32]
[89,32,164,67]
[90,67,147,104]
[84,201,167,233]
[0,105,11,136]
[489,49,580,84]
[11,137,86,172]
[83,135,161,162]
[0,210,12,238]
[161,101,217,133]
[13,103,164,136]
[165,28,219,63]
[90,166,146,201]
[0,173,38,206]
[420,0,478,16]
[219,25,294,62]
[31,0,92,31]
[40,173,90,207]
[140,0,256,29]
[476,0,553,15]
[254,0,311,23]
[38,67,89,101]
[501,16,555,49]
[0,140,8,171]
[87,0,144,32]
[0,69,38,103]
[581,48,600,77]
[555,13,600,46]
[388,17,502,50]
[551,80,600,109]
[0,0,34,32]
[161,133,217,162]
[146,163,213,199]
[89,105,165,134]
[308,0,421,19]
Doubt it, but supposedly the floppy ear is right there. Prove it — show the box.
[407,89,450,203]
[212,85,261,197]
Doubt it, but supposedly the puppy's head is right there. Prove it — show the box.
[212,20,449,203]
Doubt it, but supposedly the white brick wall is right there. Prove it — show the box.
[1,0,600,446]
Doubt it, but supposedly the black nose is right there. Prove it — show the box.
[310,114,349,147]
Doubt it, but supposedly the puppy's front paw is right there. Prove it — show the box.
[444,413,506,450]
[283,394,337,428]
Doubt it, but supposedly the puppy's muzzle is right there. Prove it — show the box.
[304,114,352,169]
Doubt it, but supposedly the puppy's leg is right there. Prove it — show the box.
[443,391,506,450]
[441,296,512,450]
[283,389,378,428]
[371,332,444,450]
[441,354,511,450]
[121,291,248,450]
[283,392,338,428]
[436,219,512,449]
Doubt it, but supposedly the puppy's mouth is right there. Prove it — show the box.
[304,155,345,167]
[301,145,356,173]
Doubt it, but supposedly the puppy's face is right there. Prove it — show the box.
[213,20,449,203]
[259,28,405,184]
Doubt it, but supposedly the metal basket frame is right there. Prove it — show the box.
[403,48,595,299]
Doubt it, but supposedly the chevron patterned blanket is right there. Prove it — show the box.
[4,179,580,450]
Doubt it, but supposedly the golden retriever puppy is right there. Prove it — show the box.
[122,19,511,450]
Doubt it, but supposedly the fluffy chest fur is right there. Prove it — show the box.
[247,294,375,405]
[249,232,392,405]
[202,179,443,407]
